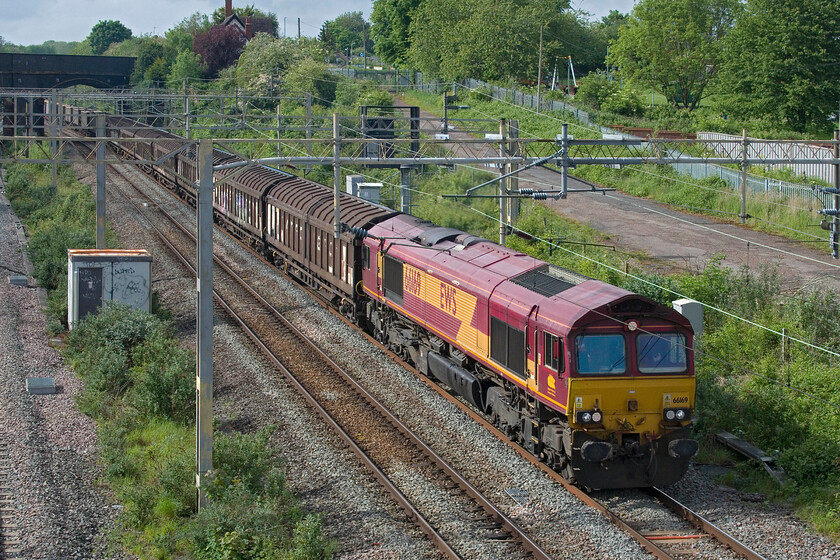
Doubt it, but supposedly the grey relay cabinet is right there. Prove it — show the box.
[67,249,152,328]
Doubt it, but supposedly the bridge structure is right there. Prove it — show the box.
[1,53,135,136]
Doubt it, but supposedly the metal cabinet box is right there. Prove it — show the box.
[67,249,152,329]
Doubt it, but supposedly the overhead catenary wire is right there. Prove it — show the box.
[213,84,840,360]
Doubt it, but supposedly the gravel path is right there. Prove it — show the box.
[1,150,838,559]
[0,173,118,559]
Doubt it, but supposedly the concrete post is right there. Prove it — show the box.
[499,119,507,245]
[833,130,839,259]
[196,139,214,509]
[508,119,520,226]
[185,91,191,139]
[306,94,312,174]
[333,114,341,238]
[96,115,106,249]
[740,129,747,225]
[276,103,282,161]
[560,123,569,199]
[400,165,413,214]
[50,92,57,193]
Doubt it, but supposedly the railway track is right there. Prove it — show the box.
[70,135,774,559]
[0,435,20,559]
[100,156,554,560]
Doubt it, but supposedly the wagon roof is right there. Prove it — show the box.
[266,176,397,231]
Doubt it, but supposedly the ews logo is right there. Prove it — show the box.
[404,268,422,296]
[440,284,457,315]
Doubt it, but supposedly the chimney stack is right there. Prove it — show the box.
[245,15,253,39]
[225,0,232,18]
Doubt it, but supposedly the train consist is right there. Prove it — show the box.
[57,103,698,489]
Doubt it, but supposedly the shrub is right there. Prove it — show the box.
[130,331,195,423]
[601,87,645,117]
[575,73,619,111]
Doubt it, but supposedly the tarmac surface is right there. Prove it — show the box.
[396,98,840,294]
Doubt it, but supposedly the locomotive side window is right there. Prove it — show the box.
[383,254,404,305]
[576,334,626,375]
[544,332,564,373]
[490,317,526,378]
[636,333,687,374]
[362,246,370,269]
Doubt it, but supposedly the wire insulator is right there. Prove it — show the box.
[341,223,370,238]
[819,209,840,216]
[518,188,534,195]
[532,191,548,200]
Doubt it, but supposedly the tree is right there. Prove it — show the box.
[284,59,339,105]
[167,50,204,89]
[143,58,170,87]
[319,12,371,56]
[371,0,424,65]
[608,0,740,110]
[719,0,840,132]
[407,0,573,82]
[130,39,168,83]
[87,20,132,55]
[193,25,247,77]
[235,34,326,90]
[165,12,212,53]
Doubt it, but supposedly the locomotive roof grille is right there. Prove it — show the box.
[413,226,489,248]
[510,265,587,297]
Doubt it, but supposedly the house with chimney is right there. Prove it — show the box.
[221,0,275,40]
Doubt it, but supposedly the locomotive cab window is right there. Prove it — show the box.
[362,246,371,269]
[576,334,626,375]
[544,332,564,372]
[636,333,687,374]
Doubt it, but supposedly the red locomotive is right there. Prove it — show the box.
[58,103,698,489]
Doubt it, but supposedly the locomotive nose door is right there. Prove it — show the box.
[539,329,564,403]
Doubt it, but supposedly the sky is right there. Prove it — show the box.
[2,0,636,46]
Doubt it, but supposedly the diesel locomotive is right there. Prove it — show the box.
[57,103,698,489]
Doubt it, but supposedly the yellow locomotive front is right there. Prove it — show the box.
[563,322,698,489]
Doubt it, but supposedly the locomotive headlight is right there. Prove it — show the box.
[581,412,592,423]
[664,408,691,423]
[591,410,603,423]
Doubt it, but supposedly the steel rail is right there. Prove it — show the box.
[75,134,766,560]
[103,155,554,560]
[648,488,769,560]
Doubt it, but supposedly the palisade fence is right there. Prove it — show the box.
[332,68,824,202]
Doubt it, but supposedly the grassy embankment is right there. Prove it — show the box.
[3,158,333,559]
[397,89,840,540]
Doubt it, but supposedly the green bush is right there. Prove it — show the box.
[210,427,288,499]
[182,429,332,559]
[574,73,618,111]
[66,304,194,424]
[130,331,195,423]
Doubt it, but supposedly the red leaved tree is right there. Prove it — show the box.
[193,25,247,77]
